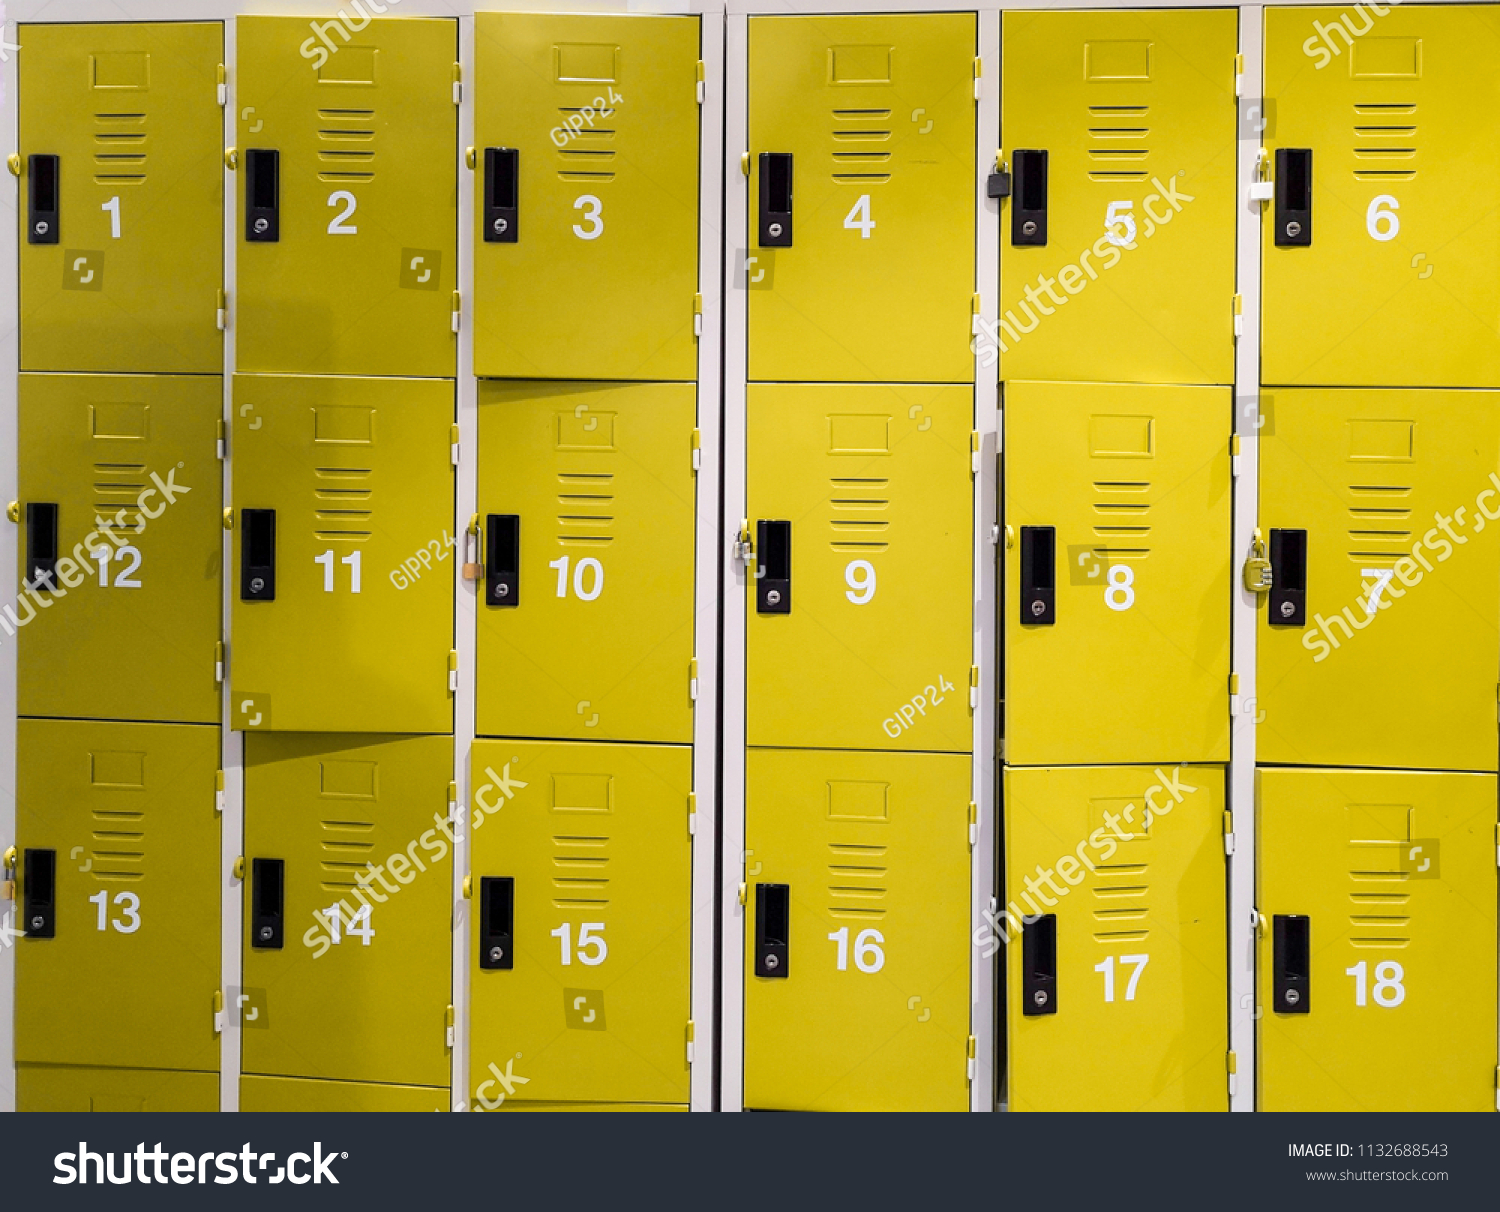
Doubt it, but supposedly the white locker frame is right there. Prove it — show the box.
[0,0,726,1115]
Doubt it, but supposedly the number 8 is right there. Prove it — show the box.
[1105,563,1135,611]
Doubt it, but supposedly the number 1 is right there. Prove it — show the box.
[102,196,121,239]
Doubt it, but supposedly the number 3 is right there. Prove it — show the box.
[573,195,604,240]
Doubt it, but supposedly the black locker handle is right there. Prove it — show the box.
[245,149,280,242]
[1273,914,1310,1014]
[28,155,59,244]
[755,883,789,978]
[1019,525,1055,625]
[1275,149,1312,247]
[486,514,519,607]
[484,148,519,243]
[759,152,793,248]
[22,848,56,940]
[1021,913,1057,1016]
[1011,149,1048,246]
[479,876,514,970]
[251,858,283,949]
[241,509,276,602]
[25,502,59,593]
[756,520,790,614]
[1268,528,1307,627]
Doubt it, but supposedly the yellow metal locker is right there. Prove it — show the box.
[476,381,697,745]
[229,373,454,735]
[18,1067,217,1112]
[19,22,223,374]
[242,733,452,1093]
[235,15,458,378]
[468,739,692,1109]
[15,719,220,1077]
[748,14,977,383]
[1257,389,1500,771]
[473,13,701,381]
[17,374,221,724]
[1258,767,1497,1111]
[746,383,972,753]
[744,748,970,1112]
[1004,381,1231,766]
[998,9,1237,385]
[1262,5,1500,386]
[1004,764,1227,1111]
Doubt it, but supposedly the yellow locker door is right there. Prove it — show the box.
[1258,389,1500,771]
[746,383,972,752]
[17,374,221,724]
[1263,6,1500,387]
[473,13,701,381]
[998,10,1237,385]
[1004,764,1227,1112]
[18,1068,218,1112]
[468,739,692,1108]
[242,733,452,1090]
[747,14,976,383]
[744,748,970,1111]
[15,719,220,1076]
[241,1075,448,1112]
[1004,381,1231,766]
[235,16,457,378]
[18,22,223,375]
[229,374,454,735]
[1258,768,1497,1111]
[476,381,696,744]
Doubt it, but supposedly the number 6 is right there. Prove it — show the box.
[1366,195,1399,242]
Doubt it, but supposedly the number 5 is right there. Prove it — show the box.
[1105,200,1136,247]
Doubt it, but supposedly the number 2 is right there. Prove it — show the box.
[843,194,875,239]
[327,190,358,235]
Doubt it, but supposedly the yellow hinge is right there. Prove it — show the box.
[689,657,700,703]
[1223,810,1234,836]
[216,418,227,459]
[1233,293,1243,317]
[446,1004,455,1027]
[694,292,703,316]
[216,770,226,793]
[688,792,697,837]
[1227,1050,1238,1075]
[687,1019,696,1042]
[1230,434,1241,457]
[217,290,228,332]
[973,57,982,79]
[696,60,706,105]
[970,665,980,688]
[214,640,225,684]
[222,508,233,531]
[213,989,224,1015]
[217,64,227,106]
[451,290,462,333]
[968,801,978,849]
[450,423,460,445]
[740,152,749,177]
[971,293,981,315]
[693,293,703,339]
[448,781,458,806]
[1229,672,1239,695]
[452,64,463,105]
[691,427,702,473]
[967,1035,977,1058]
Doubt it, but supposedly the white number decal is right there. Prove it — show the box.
[1104,200,1136,247]
[327,190,359,235]
[551,921,608,966]
[548,556,605,601]
[102,195,122,239]
[315,549,361,593]
[1105,563,1135,611]
[90,545,144,590]
[1360,567,1395,616]
[1347,959,1406,1007]
[324,903,373,946]
[1366,194,1400,242]
[843,194,875,239]
[1094,953,1149,1002]
[844,559,877,605]
[828,926,886,973]
[572,194,604,240]
[90,889,141,934]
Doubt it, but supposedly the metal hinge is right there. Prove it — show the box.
[450,423,460,467]
[448,650,459,693]
[973,57,982,100]
[1230,433,1241,478]
[971,430,980,475]
[215,640,225,684]
[696,60,705,105]
[216,769,225,815]
[966,1035,977,1081]
[968,801,978,848]
[452,64,462,106]
[1250,147,1274,203]
[691,428,702,472]
[216,418,227,460]
[969,665,980,710]
[1228,1050,1238,1098]
[446,1004,456,1048]
[1223,809,1235,856]
[1233,293,1244,339]
[688,793,697,837]
[217,289,228,332]
[451,291,462,334]
[1234,53,1244,96]
[970,294,983,336]
[693,293,703,338]
[1229,671,1240,718]
[687,1019,696,1064]
[217,64,227,107]
[214,989,225,1035]
[734,519,753,562]
[689,657,700,702]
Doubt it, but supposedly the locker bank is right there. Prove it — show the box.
[0,0,1496,1116]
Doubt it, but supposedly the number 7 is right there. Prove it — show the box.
[1120,953,1149,1001]
[1360,568,1395,617]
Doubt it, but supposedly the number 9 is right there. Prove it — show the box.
[845,559,877,605]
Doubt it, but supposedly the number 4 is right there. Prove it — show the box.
[843,194,875,239]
